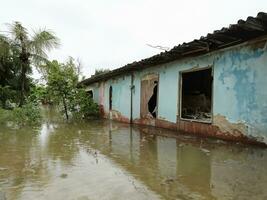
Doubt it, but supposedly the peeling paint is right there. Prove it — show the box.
[213,114,247,137]
[110,110,130,123]
[87,38,267,146]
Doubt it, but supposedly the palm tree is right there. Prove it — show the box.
[0,34,12,86]
[0,34,20,107]
[6,22,59,106]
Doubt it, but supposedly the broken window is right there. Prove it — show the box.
[86,90,93,98]
[109,86,112,110]
[148,81,158,118]
[181,68,212,122]
[140,74,158,118]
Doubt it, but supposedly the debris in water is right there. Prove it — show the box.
[141,137,146,142]
[200,148,210,154]
[60,173,68,178]
[178,143,184,147]
[161,177,175,185]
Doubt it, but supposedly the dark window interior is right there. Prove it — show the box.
[109,86,112,110]
[148,81,158,118]
[181,68,212,122]
[87,90,93,98]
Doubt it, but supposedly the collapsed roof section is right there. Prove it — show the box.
[80,12,267,86]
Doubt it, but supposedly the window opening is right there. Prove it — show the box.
[181,68,212,122]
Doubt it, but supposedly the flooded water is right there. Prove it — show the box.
[0,108,267,200]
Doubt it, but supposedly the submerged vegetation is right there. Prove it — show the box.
[10,102,42,126]
[45,59,99,120]
[0,102,41,126]
[0,22,99,126]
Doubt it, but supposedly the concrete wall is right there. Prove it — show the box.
[88,37,267,145]
[213,40,267,143]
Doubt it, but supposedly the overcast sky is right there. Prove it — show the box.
[1,0,267,78]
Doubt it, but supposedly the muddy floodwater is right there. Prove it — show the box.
[0,108,267,200]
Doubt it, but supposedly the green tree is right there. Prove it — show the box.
[0,34,21,107]
[71,89,99,119]
[46,59,78,119]
[46,58,99,120]
[0,86,16,108]
[94,68,110,76]
[4,22,59,106]
[28,84,51,105]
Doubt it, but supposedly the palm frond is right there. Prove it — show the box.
[30,53,51,79]
[30,29,60,59]
[30,53,49,65]
[0,34,8,42]
[0,34,11,57]
[7,21,29,43]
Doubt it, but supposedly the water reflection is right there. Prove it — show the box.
[105,125,214,200]
[0,108,267,200]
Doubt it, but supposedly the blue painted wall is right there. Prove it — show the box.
[101,76,132,118]
[91,38,267,143]
[213,41,267,141]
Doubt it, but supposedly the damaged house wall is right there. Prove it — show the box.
[140,74,159,119]
[213,39,267,143]
[88,37,267,145]
[101,75,132,122]
[130,52,216,125]
[144,39,267,144]
[85,83,99,103]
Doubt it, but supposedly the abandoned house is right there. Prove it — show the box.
[80,12,267,146]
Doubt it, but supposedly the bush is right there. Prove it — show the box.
[70,89,99,119]
[28,84,52,105]
[12,103,42,126]
[0,86,18,109]
[0,108,11,124]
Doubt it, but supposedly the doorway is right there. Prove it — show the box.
[109,86,112,110]
[140,74,159,118]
